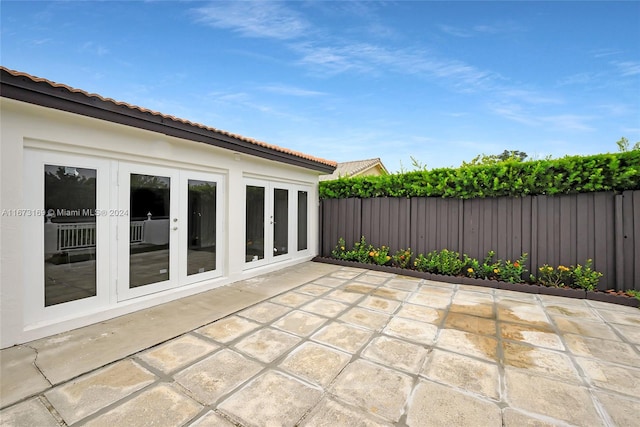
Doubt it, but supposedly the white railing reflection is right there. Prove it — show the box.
[130,221,144,243]
[57,223,96,250]
[46,220,149,252]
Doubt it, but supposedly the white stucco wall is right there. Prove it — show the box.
[0,97,322,348]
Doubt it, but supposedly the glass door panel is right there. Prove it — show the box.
[246,185,266,262]
[273,188,289,257]
[187,179,217,275]
[44,164,97,306]
[297,190,308,251]
[129,173,171,288]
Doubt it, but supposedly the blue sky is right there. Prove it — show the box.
[2,1,639,171]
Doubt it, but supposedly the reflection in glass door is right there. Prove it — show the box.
[297,190,308,251]
[129,174,171,288]
[246,185,265,262]
[187,180,217,275]
[273,188,289,257]
[44,164,97,306]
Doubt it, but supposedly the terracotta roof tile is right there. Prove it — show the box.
[0,67,337,169]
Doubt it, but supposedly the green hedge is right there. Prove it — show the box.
[320,151,640,199]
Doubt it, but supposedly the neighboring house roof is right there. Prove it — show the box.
[0,67,337,173]
[320,158,389,181]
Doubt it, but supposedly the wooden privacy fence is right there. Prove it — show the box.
[320,191,640,291]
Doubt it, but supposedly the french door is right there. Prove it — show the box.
[244,179,309,269]
[117,164,223,301]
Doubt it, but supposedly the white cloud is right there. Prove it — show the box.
[499,89,563,105]
[540,114,594,132]
[591,48,623,58]
[80,41,108,56]
[440,21,524,37]
[556,72,597,87]
[489,102,538,126]
[259,84,326,97]
[293,41,497,91]
[439,24,472,38]
[489,102,594,132]
[192,1,308,40]
[612,60,640,76]
[31,38,52,45]
[202,89,307,122]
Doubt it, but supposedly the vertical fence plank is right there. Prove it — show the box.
[462,198,480,260]
[484,198,496,258]
[511,198,522,262]
[622,191,638,291]
[550,196,560,267]
[615,194,624,291]
[410,198,421,256]
[559,195,572,265]
[632,191,640,291]
[576,194,589,267]
[593,193,604,289]
[361,198,374,246]
[596,193,615,291]
[529,196,538,279]
[520,197,532,273]
[536,196,548,269]
[497,197,508,259]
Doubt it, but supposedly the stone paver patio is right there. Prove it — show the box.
[1,261,639,426]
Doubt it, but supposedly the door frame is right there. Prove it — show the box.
[23,149,111,325]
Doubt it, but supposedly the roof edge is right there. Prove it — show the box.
[0,67,337,174]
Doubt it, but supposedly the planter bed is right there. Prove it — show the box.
[587,290,640,307]
[536,286,586,299]
[312,257,639,308]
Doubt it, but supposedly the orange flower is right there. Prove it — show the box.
[513,261,520,268]
[369,251,375,257]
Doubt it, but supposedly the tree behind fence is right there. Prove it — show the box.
[320,191,639,291]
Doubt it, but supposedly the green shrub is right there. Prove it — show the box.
[320,151,640,199]
[419,249,465,276]
[571,259,602,291]
[331,237,348,260]
[369,245,391,265]
[413,253,430,272]
[332,236,373,263]
[537,264,572,287]
[391,248,413,269]
[480,251,501,280]
[626,290,640,303]
[463,254,480,278]
[499,253,528,283]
